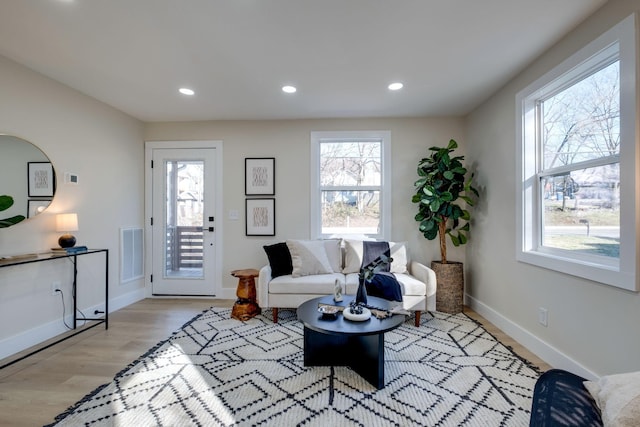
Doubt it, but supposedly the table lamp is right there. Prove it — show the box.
[56,213,78,248]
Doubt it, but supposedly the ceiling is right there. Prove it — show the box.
[0,0,608,122]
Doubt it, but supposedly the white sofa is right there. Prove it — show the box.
[257,239,437,327]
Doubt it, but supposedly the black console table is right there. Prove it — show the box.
[0,249,108,369]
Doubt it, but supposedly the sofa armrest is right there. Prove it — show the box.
[408,261,437,312]
[257,265,272,308]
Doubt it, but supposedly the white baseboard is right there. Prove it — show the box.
[107,287,146,313]
[146,287,237,300]
[465,294,599,380]
[0,317,71,361]
[0,287,146,361]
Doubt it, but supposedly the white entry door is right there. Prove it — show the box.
[149,146,218,295]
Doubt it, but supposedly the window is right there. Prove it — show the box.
[310,131,391,240]
[516,14,638,291]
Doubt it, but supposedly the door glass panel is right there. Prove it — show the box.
[164,160,204,278]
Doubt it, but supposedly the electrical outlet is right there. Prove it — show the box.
[51,281,61,296]
[538,307,548,327]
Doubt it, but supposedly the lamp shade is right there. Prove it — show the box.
[56,213,78,232]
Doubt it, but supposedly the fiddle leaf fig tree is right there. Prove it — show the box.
[412,139,479,263]
[0,195,26,228]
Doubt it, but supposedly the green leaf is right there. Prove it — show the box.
[450,205,463,218]
[429,199,441,212]
[0,215,25,228]
[450,234,460,246]
[440,192,453,201]
[420,219,436,232]
[424,227,438,240]
[460,195,473,205]
[461,209,471,221]
[458,233,468,245]
[447,139,458,150]
[443,171,454,180]
[0,195,14,212]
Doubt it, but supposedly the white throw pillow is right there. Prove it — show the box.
[286,240,333,278]
[388,242,408,274]
[342,240,408,274]
[323,239,342,273]
[584,370,640,427]
[343,239,365,273]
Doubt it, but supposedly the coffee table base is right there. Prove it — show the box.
[303,326,385,389]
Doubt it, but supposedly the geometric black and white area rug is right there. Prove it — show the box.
[47,308,541,426]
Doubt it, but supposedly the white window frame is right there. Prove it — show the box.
[516,14,638,291]
[310,130,391,240]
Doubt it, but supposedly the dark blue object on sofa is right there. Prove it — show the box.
[529,369,603,426]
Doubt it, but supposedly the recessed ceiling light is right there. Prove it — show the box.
[388,82,404,91]
[179,88,195,96]
[282,85,297,94]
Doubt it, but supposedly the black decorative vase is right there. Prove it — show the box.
[355,277,368,305]
[58,233,76,248]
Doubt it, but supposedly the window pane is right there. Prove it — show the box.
[542,61,620,169]
[320,141,381,186]
[165,160,204,278]
[321,190,379,235]
[542,164,619,258]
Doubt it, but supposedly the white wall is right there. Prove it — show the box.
[0,55,145,359]
[145,117,466,292]
[465,0,640,378]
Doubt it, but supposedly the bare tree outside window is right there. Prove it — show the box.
[319,141,382,235]
[540,61,620,258]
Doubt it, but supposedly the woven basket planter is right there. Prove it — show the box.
[431,261,464,314]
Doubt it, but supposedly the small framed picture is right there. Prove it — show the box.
[27,199,51,218]
[28,162,55,197]
[245,158,275,195]
[246,198,275,236]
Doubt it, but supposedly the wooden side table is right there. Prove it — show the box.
[230,268,261,321]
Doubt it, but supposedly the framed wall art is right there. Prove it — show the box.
[28,162,55,197]
[246,198,275,236]
[245,157,275,195]
[27,199,51,218]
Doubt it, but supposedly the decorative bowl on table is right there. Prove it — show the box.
[318,305,339,319]
[343,306,371,322]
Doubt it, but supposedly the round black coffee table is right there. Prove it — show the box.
[296,295,405,389]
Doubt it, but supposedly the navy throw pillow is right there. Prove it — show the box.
[263,242,293,278]
[366,272,403,302]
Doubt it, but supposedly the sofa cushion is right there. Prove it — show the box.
[263,242,293,278]
[286,239,333,277]
[343,240,408,274]
[584,371,640,427]
[394,273,427,296]
[269,273,345,295]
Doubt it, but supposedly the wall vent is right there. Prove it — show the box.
[120,227,144,284]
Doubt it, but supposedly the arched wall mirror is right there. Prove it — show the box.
[0,135,56,228]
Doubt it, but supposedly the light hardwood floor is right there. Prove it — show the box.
[0,299,551,426]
